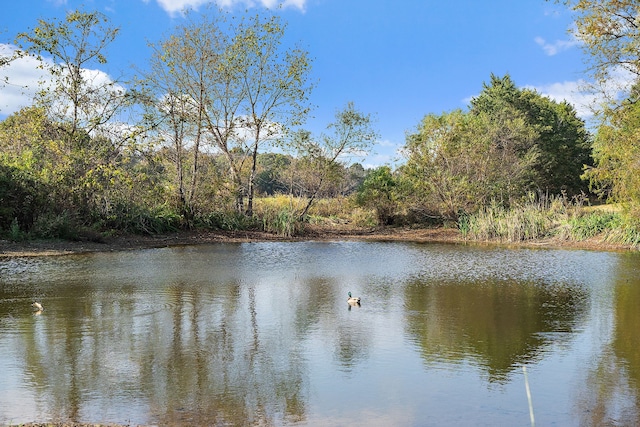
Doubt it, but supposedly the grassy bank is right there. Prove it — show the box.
[460,196,640,249]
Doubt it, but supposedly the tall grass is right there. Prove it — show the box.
[568,211,621,240]
[198,210,259,231]
[252,194,377,236]
[305,196,377,227]
[463,193,640,248]
[253,195,304,237]
[600,216,640,247]
[463,194,568,242]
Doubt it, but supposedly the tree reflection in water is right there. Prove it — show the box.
[404,278,588,382]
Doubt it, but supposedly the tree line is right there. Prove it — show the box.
[1,2,640,242]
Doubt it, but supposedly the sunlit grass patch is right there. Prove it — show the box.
[252,195,303,237]
[252,195,377,234]
[463,196,564,242]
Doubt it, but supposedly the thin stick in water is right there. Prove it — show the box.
[523,365,535,427]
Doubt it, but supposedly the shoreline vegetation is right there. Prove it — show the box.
[4,196,640,257]
[1,222,636,259]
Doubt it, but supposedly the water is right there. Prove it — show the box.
[0,241,639,426]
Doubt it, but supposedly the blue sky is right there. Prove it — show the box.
[0,0,598,167]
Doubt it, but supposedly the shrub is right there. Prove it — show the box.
[8,217,25,242]
[197,210,259,231]
[32,211,79,240]
[97,203,182,235]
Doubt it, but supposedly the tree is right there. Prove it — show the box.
[557,0,640,86]
[288,102,378,219]
[556,1,640,212]
[142,7,312,217]
[355,166,397,225]
[0,106,74,215]
[402,109,539,218]
[254,153,291,195]
[142,34,211,222]
[470,74,591,196]
[584,82,640,205]
[14,10,140,218]
[343,163,367,195]
[16,10,130,141]
[0,162,48,236]
[233,14,313,215]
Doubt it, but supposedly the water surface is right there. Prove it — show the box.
[0,241,639,426]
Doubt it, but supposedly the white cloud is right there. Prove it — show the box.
[0,43,125,120]
[534,36,579,56]
[155,0,207,15]
[0,44,49,116]
[530,67,636,119]
[529,80,597,118]
[153,0,306,16]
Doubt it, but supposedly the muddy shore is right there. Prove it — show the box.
[0,225,634,258]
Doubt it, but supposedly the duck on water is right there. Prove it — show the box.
[347,292,361,305]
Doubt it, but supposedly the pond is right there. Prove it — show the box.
[0,241,639,426]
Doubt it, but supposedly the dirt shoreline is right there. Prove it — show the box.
[0,226,635,257]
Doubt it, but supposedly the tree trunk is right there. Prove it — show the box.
[246,132,260,217]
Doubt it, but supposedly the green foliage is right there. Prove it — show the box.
[585,83,640,209]
[287,102,379,218]
[144,7,313,216]
[560,0,640,85]
[356,166,397,225]
[8,218,25,242]
[347,207,378,228]
[32,211,79,240]
[16,9,125,138]
[464,198,559,242]
[252,194,302,236]
[402,74,590,220]
[609,221,640,247]
[0,162,49,234]
[470,74,591,196]
[255,153,291,195]
[260,207,302,237]
[100,204,182,235]
[197,211,259,231]
[462,193,640,247]
[3,7,619,246]
[402,108,538,218]
[463,192,579,241]
[559,1,640,216]
[568,211,622,240]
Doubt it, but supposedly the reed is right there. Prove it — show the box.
[464,197,562,242]
[568,211,621,240]
[601,217,640,247]
[463,193,640,248]
[253,195,377,233]
[253,195,304,237]
[463,193,578,242]
[198,210,259,231]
